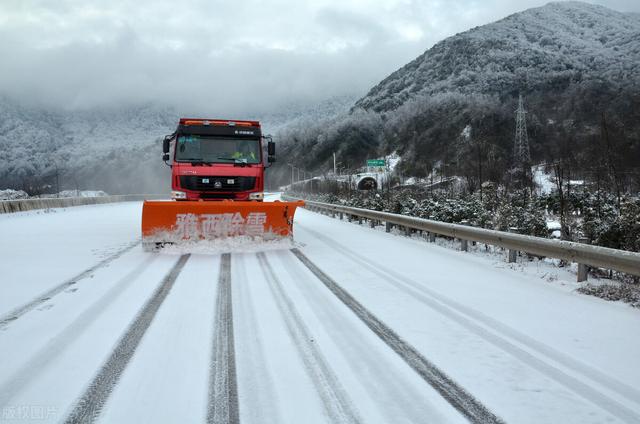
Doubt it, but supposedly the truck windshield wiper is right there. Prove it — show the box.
[178,157,204,164]
[217,157,251,166]
[177,159,214,166]
[217,157,246,163]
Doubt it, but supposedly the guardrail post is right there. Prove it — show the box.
[385,222,392,233]
[370,219,375,228]
[339,212,343,220]
[577,237,590,282]
[358,216,363,225]
[460,220,469,251]
[508,227,518,263]
[427,217,436,242]
[405,226,412,237]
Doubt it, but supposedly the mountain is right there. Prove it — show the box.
[275,2,640,191]
[0,99,177,194]
[0,95,355,194]
[355,1,640,112]
[3,2,639,194]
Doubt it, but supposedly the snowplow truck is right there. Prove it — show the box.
[141,118,303,251]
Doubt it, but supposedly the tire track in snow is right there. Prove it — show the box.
[232,254,283,423]
[63,254,190,424]
[301,224,640,422]
[256,252,362,424]
[0,256,157,409]
[207,253,240,424]
[276,250,459,423]
[0,241,140,329]
[290,248,503,424]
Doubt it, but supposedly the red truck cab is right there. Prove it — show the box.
[162,119,275,201]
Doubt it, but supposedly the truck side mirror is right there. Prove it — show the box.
[268,141,275,156]
[163,138,170,154]
[268,156,276,163]
[163,154,170,162]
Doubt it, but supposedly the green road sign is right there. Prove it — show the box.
[367,159,385,167]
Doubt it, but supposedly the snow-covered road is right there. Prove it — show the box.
[1,199,639,423]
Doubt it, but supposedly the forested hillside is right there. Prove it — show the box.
[274,2,640,193]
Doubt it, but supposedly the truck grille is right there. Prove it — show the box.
[199,193,237,199]
[179,176,256,192]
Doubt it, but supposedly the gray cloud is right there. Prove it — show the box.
[1,0,638,114]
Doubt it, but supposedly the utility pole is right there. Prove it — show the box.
[333,152,337,175]
[53,161,60,197]
[288,164,294,188]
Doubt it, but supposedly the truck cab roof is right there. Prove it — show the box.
[176,118,261,138]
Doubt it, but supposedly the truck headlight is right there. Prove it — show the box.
[171,190,187,199]
[249,192,264,200]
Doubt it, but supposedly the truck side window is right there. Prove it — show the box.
[177,135,201,160]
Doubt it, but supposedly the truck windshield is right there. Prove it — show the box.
[174,135,261,164]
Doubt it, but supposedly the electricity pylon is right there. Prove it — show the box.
[511,94,532,192]
[513,94,531,168]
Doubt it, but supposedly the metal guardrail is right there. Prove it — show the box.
[0,194,167,214]
[284,196,640,280]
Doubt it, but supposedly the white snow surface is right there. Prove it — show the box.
[0,189,28,200]
[51,190,109,198]
[0,202,141,315]
[533,164,556,195]
[0,195,639,423]
[385,151,401,172]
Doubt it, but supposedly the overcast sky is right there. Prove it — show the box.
[1,0,638,115]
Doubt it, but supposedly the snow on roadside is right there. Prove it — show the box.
[314,209,638,309]
[54,190,108,198]
[0,202,142,315]
[156,237,297,255]
[0,189,29,200]
[0,189,108,201]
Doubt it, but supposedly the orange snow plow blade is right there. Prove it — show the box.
[141,200,305,251]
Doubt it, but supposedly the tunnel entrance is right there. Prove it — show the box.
[357,177,377,190]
